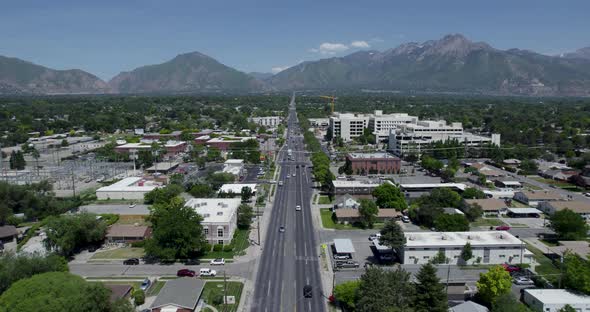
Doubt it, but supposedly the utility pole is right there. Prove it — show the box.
[257,204,260,245]
[223,270,227,308]
[71,169,76,197]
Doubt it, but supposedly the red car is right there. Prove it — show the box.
[176,269,196,277]
[496,225,511,231]
[502,263,521,273]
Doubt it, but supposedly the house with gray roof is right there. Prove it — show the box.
[150,278,205,312]
[449,301,489,312]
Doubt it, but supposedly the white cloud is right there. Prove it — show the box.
[310,40,372,55]
[351,40,370,48]
[271,66,290,74]
[318,42,349,55]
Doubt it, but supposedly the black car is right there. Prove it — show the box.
[123,258,140,265]
[184,259,201,265]
[303,285,313,298]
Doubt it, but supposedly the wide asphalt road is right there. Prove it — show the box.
[251,96,325,312]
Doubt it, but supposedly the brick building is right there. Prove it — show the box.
[346,152,401,175]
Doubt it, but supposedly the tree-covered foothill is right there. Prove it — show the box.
[0,253,68,295]
[145,196,207,261]
[549,208,589,240]
[44,213,107,257]
[0,271,134,312]
[371,183,407,210]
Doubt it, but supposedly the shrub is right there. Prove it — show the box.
[212,293,224,305]
[133,289,145,306]
[203,243,212,252]
[223,244,234,252]
[131,240,145,248]
[213,244,223,252]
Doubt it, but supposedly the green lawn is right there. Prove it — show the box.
[526,243,560,285]
[320,208,382,230]
[201,229,250,259]
[318,195,333,205]
[91,247,145,260]
[531,177,574,188]
[470,218,506,228]
[201,281,244,312]
[146,281,165,296]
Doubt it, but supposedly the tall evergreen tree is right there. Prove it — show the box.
[413,263,447,312]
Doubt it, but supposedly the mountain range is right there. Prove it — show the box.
[1,34,590,96]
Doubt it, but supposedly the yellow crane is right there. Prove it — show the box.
[319,95,337,114]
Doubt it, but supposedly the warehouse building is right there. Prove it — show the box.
[401,231,532,265]
[96,177,162,200]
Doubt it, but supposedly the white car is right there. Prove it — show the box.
[292,173,296,177]
[129,204,136,208]
[199,268,217,276]
[278,181,284,186]
[210,258,225,265]
[401,216,410,223]
[368,233,381,241]
[296,205,301,211]
[513,276,534,285]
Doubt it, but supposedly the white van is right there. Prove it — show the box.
[199,268,217,277]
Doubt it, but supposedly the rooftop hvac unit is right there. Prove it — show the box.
[217,212,223,216]
[441,235,446,240]
[218,202,223,206]
[408,236,414,241]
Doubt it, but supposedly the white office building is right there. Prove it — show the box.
[185,198,241,245]
[388,120,500,156]
[329,110,418,142]
[523,289,590,312]
[401,231,533,265]
[96,177,161,200]
[248,116,281,127]
[222,159,244,176]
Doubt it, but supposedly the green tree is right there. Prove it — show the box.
[0,271,133,312]
[0,253,68,294]
[371,183,407,210]
[206,172,236,190]
[519,159,538,175]
[358,199,379,228]
[550,208,589,240]
[133,289,145,306]
[240,186,253,202]
[144,184,184,204]
[333,280,360,311]
[237,204,253,230]
[356,267,414,312]
[44,213,107,257]
[492,293,531,312]
[421,155,444,172]
[9,151,26,170]
[188,184,213,198]
[379,219,406,250]
[413,263,447,312]
[206,146,222,162]
[434,214,469,231]
[558,305,576,312]
[460,242,473,264]
[476,265,512,304]
[60,139,69,147]
[462,203,484,222]
[563,253,590,295]
[430,250,448,264]
[462,187,486,199]
[145,197,207,260]
[31,148,40,175]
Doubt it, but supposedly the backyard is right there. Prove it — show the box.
[201,281,244,312]
[470,217,506,228]
[91,247,145,260]
[320,208,382,230]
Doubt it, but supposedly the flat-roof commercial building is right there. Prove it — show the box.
[388,120,500,156]
[401,231,533,265]
[331,179,386,195]
[96,177,161,200]
[401,183,467,193]
[248,116,281,127]
[185,198,241,245]
[219,183,257,196]
[114,143,152,153]
[346,152,401,175]
[222,159,244,176]
[514,191,563,207]
[206,136,257,151]
[523,289,590,312]
[538,200,590,220]
[333,238,356,258]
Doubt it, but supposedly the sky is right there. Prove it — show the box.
[1,0,589,81]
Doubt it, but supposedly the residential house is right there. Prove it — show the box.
[104,284,133,303]
[150,278,205,312]
[464,199,508,216]
[513,191,563,207]
[106,225,151,243]
[333,194,360,209]
[0,225,17,244]
[334,208,402,224]
[538,201,590,220]
[449,301,489,312]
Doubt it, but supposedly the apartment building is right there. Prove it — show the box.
[185,198,241,245]
[248,116,281,127]
[329,113,369,141]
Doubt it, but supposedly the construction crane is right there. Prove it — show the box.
[319,95,337,114]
